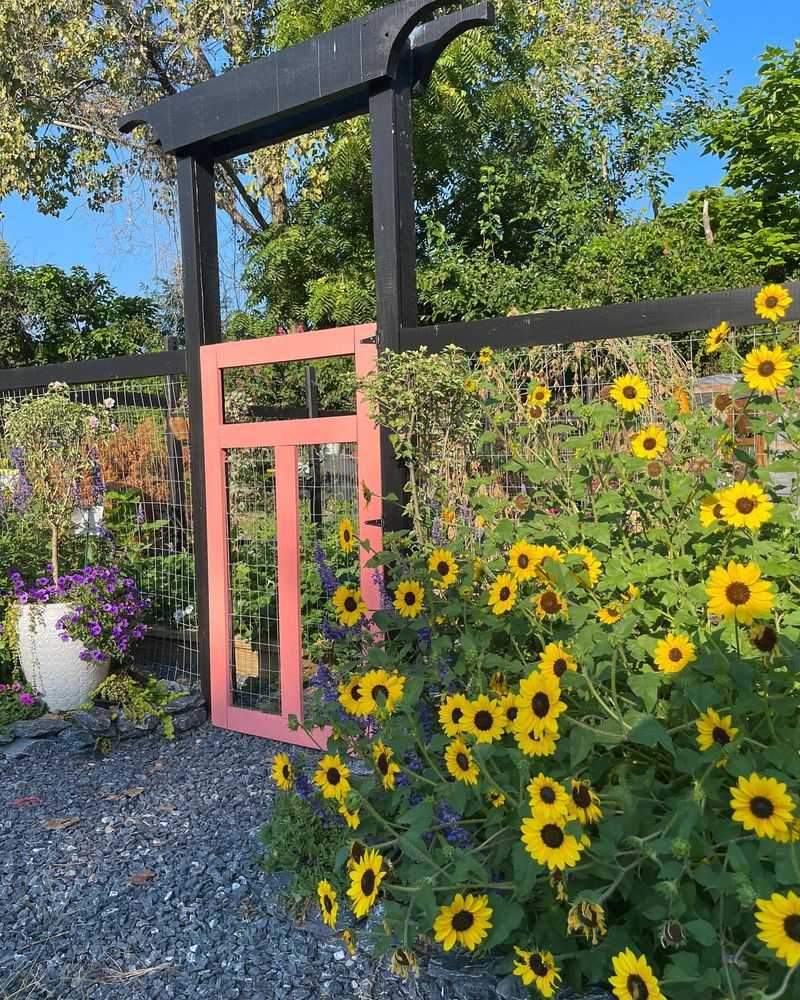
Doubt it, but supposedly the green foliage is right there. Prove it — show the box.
[0,676,43,728]
[90,671,179,739]
[258,792,350,911]
[290,292,800,998]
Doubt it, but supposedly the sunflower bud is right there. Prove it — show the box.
[390,948,419,980]
[659,920,686,950]
[566,901,607,945]
[647,461,662,478]
[513,493,531,512]
[671,837,691,860]
[733,871,757,908]
[750,624,778,654]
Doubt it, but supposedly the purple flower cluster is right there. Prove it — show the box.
[435,802,472,848]
[371,568,393,610]
[313,545,339,598]
[10,566,150,662]
[0,681,40,710]
[10,447,32,515]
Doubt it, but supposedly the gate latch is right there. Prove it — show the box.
[365,518,383,527]
[360,334,378,345]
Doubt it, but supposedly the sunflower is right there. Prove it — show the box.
[568,779,604,825]
[755,892,800,967]
[567,900,607,945]
[487,573,518,615]
[271,752,294,791]
[569,545,602,587]
[610,374,650,413]
[508,540,539,582]
[718,480,774,531]
[488,789,506,808]
[630,424,667,460]
[772,818,800,844]
[489,671,508,695]
[534,589,567,620]
[754,283,793,322]
[597,603,623,625]
[462,694,505,744]
[478,347,494,365]
[751,623,779,654]
[513,948,561,996]
[433,893,493,952]
[696,708,738,753]
[360,668,406,715]
[428,548,458,588]
[530,544,564,580]
[463,377,478,394]
[609,949,665,1000]
[390,947,419,980]
[442,507,456,524]
[444,737,479,785]
[705,320,730,354]
[699,493,724,528]
[653,633,696,674]
[705,561,774,624]
[498,692,521,731]
[338,517,356,553]
[317,880,338,929]
[742,343,793,393]
[338,804,361,829]
[347,848,385,918]
[538,641,577,680]
[521,815,582,870]
[527,774,570,822]
[342,929,357,956]
[730,773,795,840]
[332,584,366,627]
[314,754,351,802]
[439,693,470,737]
[393,580,425,618]
[346,840,365,871]
[529,384,552,407]
[514,723,560,758]
[338,676,370,717]
[518,671,566,736]
[372,740,401,791]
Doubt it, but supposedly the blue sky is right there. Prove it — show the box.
[0,0,797,298]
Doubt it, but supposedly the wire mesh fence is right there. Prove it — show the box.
[0,375,199,689]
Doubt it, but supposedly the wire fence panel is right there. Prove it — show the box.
[0,376,199,689]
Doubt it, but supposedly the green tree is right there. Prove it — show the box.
[703,42,800,277]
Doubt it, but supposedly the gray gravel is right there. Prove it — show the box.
[0,724,609,1000]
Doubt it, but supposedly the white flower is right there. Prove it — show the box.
[103,398,116,409]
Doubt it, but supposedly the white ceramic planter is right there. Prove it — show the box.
[17,602,109,711]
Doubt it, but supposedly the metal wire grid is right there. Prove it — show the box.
[225,446,281,712]
[0,376,199,688]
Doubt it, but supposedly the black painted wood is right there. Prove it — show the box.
[0,350,186,392]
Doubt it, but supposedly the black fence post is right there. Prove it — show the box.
[369,56,418,533]
[176,152,222,703]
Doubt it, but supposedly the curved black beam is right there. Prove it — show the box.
[411,2,494,94]
[119,0,494,158]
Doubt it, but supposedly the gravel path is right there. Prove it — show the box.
[1,724,608,1000]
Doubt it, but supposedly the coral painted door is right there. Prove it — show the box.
[200,324,382,748]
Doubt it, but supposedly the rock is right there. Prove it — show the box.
[11,716,70,738]
[164,693,206,715]
[0,731,13,745]
[115,713,158,738]
[57,726,97,753]
[173,707,207,733]
[70,706,112,733]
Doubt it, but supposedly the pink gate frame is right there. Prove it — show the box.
[200,324,382,747]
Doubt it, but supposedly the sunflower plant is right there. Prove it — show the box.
[270,287,800,1000]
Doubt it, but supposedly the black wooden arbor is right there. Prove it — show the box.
[119,0,496,700]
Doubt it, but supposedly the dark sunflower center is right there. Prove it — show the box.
[541,824,565,848]
[350,683,362,700]
[532,692,551,718]
[622,385,637,399]
[540,786,556,804]
[572,785,591,808]
[451,706,464,724]
[535,391,545,402]
[712,727,731,745]
[540,592,560,613]
[326,768,341,786]
[474,710,494,731]
[456,752,470,771]
[627,974,649,1000]
[499,586,511,601]
[360,869,376,896]
[404,591,417,606]
[736,497,755,514]
[452,910,474,932]
[784,915,800,942]
[529,954,549,977]
[377,753,389,775]
[517,554,530,569]
[753,626,777,652]
[282,765,291,779]
[713,503,723,519]
[351,842,365,864]
[758,360,776,376]
[750,795,774,819]
[765,296,778,309]
[324,895,333,912]
[668,647,684,662]
[343,529,351,542]
[437,560,450,576]
[643,437,657,451]
[530,405,543,419]
[506,705,518,723]
[553,658,568,677]
[372,684,389,701]
[344,596,358,612]
[726,582,751,606]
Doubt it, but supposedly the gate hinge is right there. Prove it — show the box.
[365,518,383,527]
[360,334,379,345]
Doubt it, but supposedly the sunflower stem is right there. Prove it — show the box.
[764,963,799,1000]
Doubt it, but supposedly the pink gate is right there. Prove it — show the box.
[200,324,382,747]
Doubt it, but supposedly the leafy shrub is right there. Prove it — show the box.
[276,287,800,999]
[90,670,180,739]
[0,679,43,727]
